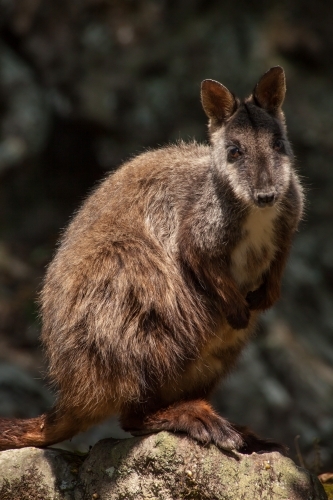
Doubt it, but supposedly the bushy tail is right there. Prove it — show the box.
[0,410,78,451]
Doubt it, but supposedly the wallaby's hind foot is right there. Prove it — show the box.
[121,399,287,454]
[121,399,244,451]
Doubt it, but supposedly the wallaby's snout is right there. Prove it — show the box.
[254,189,277,208]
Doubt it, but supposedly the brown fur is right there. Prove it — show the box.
[0,67,304,452]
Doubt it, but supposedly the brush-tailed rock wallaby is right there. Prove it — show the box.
[0,67,303,453]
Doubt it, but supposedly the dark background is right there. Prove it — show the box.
[0,0,333,471]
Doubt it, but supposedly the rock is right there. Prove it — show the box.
[0,446,83,500]
[0,432,327,500]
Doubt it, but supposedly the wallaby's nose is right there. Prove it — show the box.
[255,191,276,208]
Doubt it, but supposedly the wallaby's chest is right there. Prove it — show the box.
[230,207,277,293]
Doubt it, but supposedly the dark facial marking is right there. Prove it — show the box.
[227,103,282,137]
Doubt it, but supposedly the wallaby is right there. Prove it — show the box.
[0,67,303,452]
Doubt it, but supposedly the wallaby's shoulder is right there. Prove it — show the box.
[112,140,211,185]
[89,141,210,214]
[58,140,211,251]
[80,141,210,208]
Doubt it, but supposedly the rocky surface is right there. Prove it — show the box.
[0,0,333,472]
[0,445,83,500]
[0,432,328,500]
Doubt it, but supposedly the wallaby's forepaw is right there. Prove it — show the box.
[226,305,250,330]
[246,288,264,310]
[246,283,279,311]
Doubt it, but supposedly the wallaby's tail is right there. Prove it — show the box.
[0,410,77,451]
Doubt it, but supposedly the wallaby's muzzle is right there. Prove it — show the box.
[254,190,277,208]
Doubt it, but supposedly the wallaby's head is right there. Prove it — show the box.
[201,67,292,208]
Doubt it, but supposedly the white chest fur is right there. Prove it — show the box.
[230,206,278,292]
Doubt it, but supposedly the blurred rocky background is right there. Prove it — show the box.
[0,0,332,472]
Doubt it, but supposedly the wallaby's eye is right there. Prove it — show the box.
[273,138,285,153]
[227,147,242,162]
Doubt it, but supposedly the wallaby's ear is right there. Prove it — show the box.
[201,79,237,123]
[253,66,286,114]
